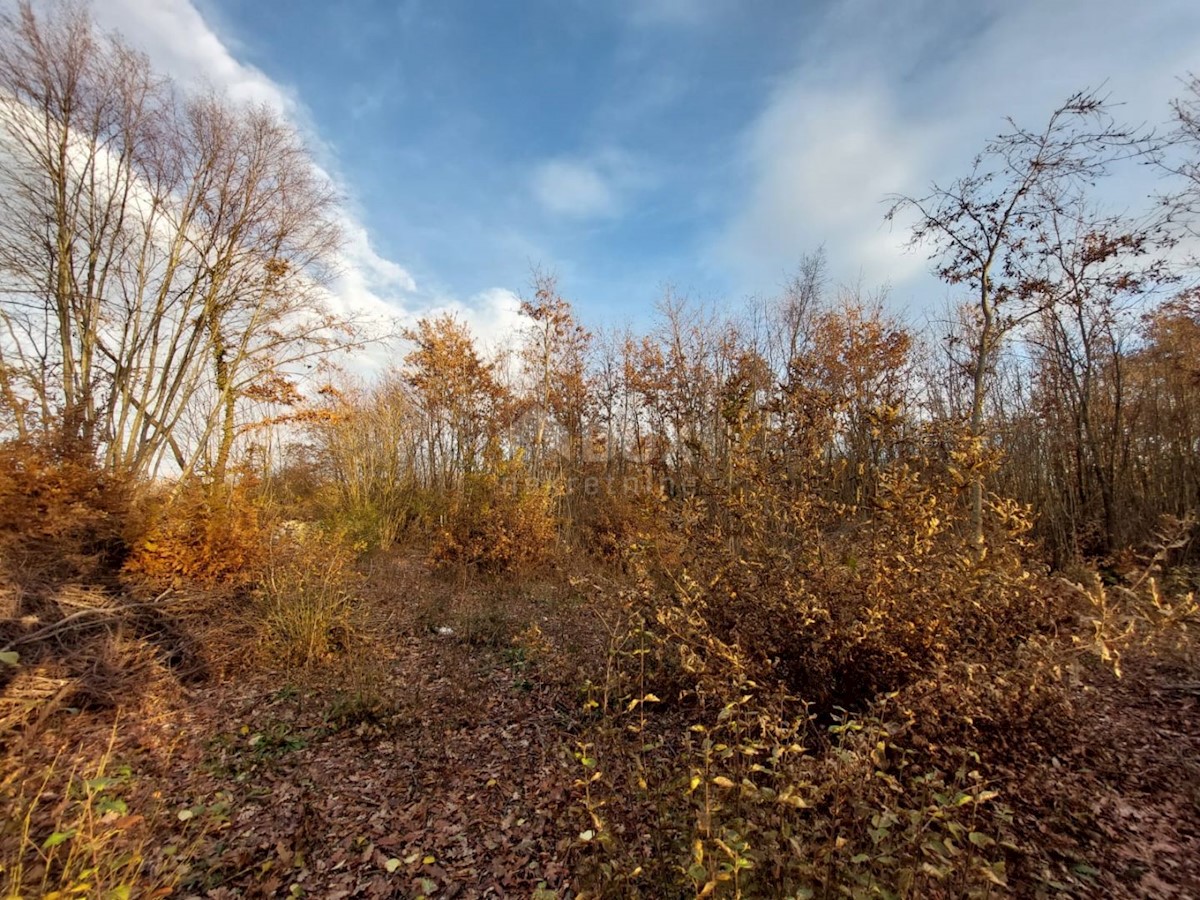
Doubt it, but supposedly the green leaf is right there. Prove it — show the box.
[97,797,128,816]
[43,829,77,849]
[968,831,995,848]
[384,858,401,873]
[0,650,19,666]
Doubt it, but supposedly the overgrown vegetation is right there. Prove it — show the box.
[2,2,1200,897]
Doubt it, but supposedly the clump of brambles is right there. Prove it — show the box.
[1,2,1199,898]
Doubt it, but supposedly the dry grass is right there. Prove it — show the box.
[0,723,182,899]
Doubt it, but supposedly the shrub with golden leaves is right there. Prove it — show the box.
[430,457,558,573]
[0,436,129,596]
[568,423,1078,897]
[255,527,361,666]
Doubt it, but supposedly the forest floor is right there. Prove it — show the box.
[2,555,593,898]
[2,555,1200,898]
[1058,656,1200,897]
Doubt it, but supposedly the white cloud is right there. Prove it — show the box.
[324,220,418,321]
[530,148,654,221]
[725,83,934,288]
[531,159,619,219]
[88,0,545,363]
[423,287,528,356]
[91,0,294,112]
[721,0,1200,300]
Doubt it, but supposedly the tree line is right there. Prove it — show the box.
[2,1,1198,568]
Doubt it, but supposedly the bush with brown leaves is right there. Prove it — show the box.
[124,478,269,590]
[430,457,558,573]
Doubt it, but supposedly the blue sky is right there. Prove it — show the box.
[90,0,1200,338]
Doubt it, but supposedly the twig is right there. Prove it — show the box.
[1,589,175,653]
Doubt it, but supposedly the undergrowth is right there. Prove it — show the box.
[562,432,1198,898]
[0,724,188,899]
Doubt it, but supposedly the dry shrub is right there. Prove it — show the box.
[571,468,671,563]
[565,507,1200,898]
[431,458,558,573]
[569,572,1070,898]
[255,528,361,666]
[1070,515,1200,674]
[0,439,209,733]
[0,435,129,599]
[0,585,198,738]
[566,429,1089,897]
[124,477,268,590]
[654,431,1060,718]
[0,664,72,736]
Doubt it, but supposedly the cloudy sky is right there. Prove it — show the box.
[85,0,1200,333]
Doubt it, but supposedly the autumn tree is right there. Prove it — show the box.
[1124,294,1200,533]
[402,313,508,492]
[303,376,420,545]
[518,271,592,477]
[786,293,913,506]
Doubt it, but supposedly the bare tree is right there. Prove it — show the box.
[0,1,358,482]
[888,89,1153,546]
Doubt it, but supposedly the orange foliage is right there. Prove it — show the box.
[0,435,130,594]
[124,479,269,589]
[430,457,558,573]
